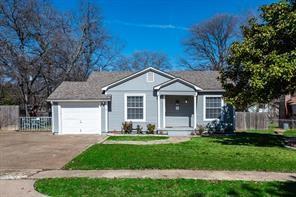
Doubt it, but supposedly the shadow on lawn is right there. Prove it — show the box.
[188,181,296,197]
[210,132,286,147]
[240,181,296,197]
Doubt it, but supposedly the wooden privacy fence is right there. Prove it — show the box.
[0,105,19,130]
[235,112,268,131]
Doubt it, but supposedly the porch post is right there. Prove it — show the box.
[194,93,197,129]
[105,102,108,133]
[157,92,161,130]
[163,95,166,128]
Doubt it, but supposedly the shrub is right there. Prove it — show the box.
[121,121,132,134]
[136,125,143,134]
[146,123,156,134]
[196,124,205,135]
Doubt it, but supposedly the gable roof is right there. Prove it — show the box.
[171,71,223,91]
[48,69,223,101]
[154,78,202,91]
[101,67,175,91]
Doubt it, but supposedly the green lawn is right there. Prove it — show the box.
[65,132,296,172]
[283,129,296,137]
[35,178,296,197]
[107,136,169,141]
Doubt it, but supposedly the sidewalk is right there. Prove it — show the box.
[2,169,294,182]
[1,169,295,197]
[0,180,43,197]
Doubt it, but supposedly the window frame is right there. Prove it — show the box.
[203,95,224,121]
[124,93,146,122]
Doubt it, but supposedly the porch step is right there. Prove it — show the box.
[159,127,194,136]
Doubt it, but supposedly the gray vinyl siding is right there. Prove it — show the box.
[52,103,59,133]
[159,81,196,96]
[160,81,195,92]
[109,71,169,91]
[106,71,170,131]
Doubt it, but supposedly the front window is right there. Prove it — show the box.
[126,95,145,121]
[205,96,222,119]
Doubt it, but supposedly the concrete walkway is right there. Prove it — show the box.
[1,169,295,182]
[103,136,191,145]
[0,180,43,197]
[1,169,296,196]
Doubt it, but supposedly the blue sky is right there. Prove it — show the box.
[52,0,276,69]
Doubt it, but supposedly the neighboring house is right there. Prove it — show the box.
[47,67,225,135]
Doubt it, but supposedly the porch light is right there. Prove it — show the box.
[184,99,188,104]
[176,100,180,111]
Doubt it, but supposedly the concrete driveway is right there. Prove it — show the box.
[0,131,104,170]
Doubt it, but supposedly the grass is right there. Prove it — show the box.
[35,178,296,197]
[107,136,169,141]
[283,129,296,137]
[65,132,296,172]
[243,128,296,137]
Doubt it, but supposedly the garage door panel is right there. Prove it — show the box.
[60,102,101,134]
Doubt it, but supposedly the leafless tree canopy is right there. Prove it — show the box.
[182,14,238,71]
[117,50,171,71]
[0,0,121,115]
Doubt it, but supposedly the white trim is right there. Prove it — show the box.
[102,67,175,91]
[157,94,160,129]
[124,93,146,122]
[194,94,197,129]
[163,95,166,128]
[200,90,225,92]
[99,105,102,134]
[203,95,224,121]
[154,78,203,91]
[146,72,155,82]
[58,104,62,134]
[51,102,55,134]
[105,102,108,133]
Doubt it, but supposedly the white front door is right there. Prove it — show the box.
[61,102,101,134]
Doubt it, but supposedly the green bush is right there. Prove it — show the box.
[121,121,132,134]
[196,124,205,135]
[146,123,156,134]
[136,125,143,134]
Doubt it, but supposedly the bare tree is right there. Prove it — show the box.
[0,0,120,115]
[118,50,171,71]
[182,14,238,71]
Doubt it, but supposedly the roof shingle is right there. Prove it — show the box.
[48,70,223,100]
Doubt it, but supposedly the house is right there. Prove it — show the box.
[47,67,225,135]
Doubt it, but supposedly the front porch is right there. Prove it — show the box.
[155,78,200,131]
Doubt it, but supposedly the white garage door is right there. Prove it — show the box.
[61,102,101,134]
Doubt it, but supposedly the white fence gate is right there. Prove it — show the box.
[20,117,51,131]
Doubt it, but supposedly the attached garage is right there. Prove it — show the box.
[52,102,102,135]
